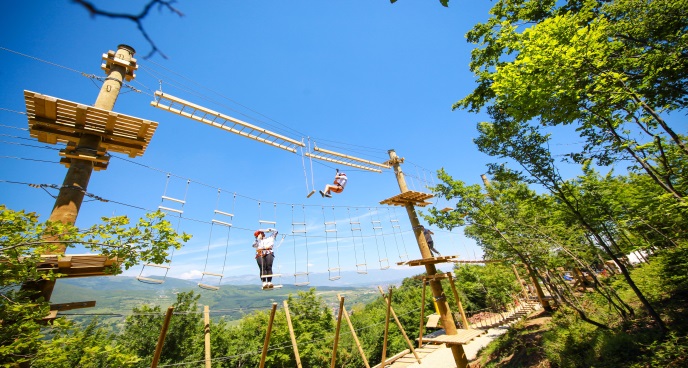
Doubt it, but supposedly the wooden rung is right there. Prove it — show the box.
[214,210,234,217]
[294,272,310,276]
[144,263,171,269]
[325,229,337,232]
[198,283,220,291]
[211,219,232,227]
[328,267,341,272]
[259,220,276,224]
[357,270,368,274]
[390,219,399,222]
[294,282,311,286]
[292,222,306,225]
[137,276,164,284]
[261,273,282,278]
[351,227,361,231]
[371,220,381,223]
[324,221,336,225]
[292,230,307,233]
[202,272,223,277]
[373,227,382,230]
[329,276,342,281]
[350,221,360,224]
[161,195,185,204]
[158,206,183,214]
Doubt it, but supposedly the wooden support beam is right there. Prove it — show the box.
[338,294,370,368]
[283,300,303,368]
[259,303,278,368]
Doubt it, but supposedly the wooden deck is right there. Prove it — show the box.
[372,344,443,368]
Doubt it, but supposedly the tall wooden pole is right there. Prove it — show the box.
[204,305,211,368]
[37,44,137,302]
[151,306,174,368]
[259,303,278,368]
[387,149,469,368]
[377,286,421,363]
[338,294,370,368]
[48,44,135,237]
[283,300,303,368]
[380,287,393,367]
[330,295,346,368]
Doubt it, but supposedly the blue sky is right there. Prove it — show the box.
[1,1,501,286]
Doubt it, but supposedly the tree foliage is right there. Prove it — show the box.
[0,205,190,366]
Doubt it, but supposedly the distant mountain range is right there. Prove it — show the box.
[48,267,441,320]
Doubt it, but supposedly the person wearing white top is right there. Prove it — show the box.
[319,169,347,198]
[252,228,278,288]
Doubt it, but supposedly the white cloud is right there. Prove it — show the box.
[179,270,204,279]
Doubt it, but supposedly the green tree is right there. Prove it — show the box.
[0,205,190,366]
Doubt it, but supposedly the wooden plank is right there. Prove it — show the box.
[75,104,88,129]
[420,329,486,345]
[49,300,97,311]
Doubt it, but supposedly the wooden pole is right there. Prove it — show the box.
[330,295,346,368]
[512,264,530,301]
[387,150,469,368]
[282,300,303,368]
[151,306,174,368]
[259,303,278,368]
[377,286,421,363]
[418,278,427,348]
[204,305,211,368]
[446,273,470,329]
[380,287,393,367]
[32,44,136,302]
[338,294,370,368]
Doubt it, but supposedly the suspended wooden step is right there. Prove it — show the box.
[198,271,224,291]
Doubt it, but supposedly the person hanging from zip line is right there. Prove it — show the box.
[252,228,278,289]
[319,169,347,198]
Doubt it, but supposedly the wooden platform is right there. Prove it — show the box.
[421,329,486,346]
[380,191,434,207]
[398,255,458,266]
[372,344,443,368]
[37,254,120,278]
[24,90,158,164]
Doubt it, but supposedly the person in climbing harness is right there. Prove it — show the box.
[319,169,347,198]
[416,225,441,257]
[253,228,278,289]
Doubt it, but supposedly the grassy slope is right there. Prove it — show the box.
[469,257,688,368]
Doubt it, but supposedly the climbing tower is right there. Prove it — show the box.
[22,44,159,314]
[379,149,483,368]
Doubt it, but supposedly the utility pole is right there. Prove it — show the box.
[22,44,158,304]
[381,149,469,368]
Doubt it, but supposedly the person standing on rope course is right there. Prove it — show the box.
[319,169,347,198]
[416,225,441,257]
[253,228,278,289]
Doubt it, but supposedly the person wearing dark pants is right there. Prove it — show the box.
[253,228,278,288]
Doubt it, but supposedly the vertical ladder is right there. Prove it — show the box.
[371,217,390,270]
[198,209,234,290]
[348,208,368,274]
[291,215,310,286]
